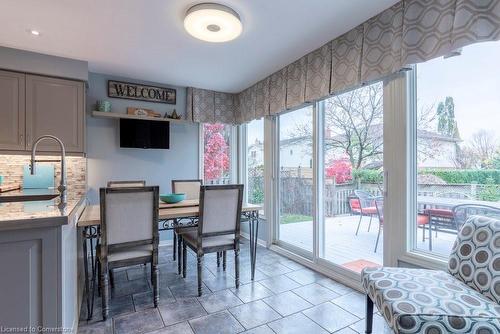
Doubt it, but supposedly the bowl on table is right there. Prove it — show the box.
[160,193,186,204]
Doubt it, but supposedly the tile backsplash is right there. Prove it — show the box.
[0,155,87,196]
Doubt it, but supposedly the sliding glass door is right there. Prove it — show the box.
[277,106,314,254]
[272,83,386,277]
[319,82,384,273]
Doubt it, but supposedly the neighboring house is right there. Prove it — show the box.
[248,139,264,168]
[279,137,313,169]
[417,130,461,168]
[248,127,460,170]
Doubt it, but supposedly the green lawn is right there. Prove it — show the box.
[280,214,313,224]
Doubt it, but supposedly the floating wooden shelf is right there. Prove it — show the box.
[91,111,188,124]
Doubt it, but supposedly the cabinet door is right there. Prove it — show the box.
[26,75,85,153]
[0,70,25,150]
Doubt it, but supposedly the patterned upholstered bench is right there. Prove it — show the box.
[361,216,500,334]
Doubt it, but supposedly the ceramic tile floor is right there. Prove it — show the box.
[78,241,392,334]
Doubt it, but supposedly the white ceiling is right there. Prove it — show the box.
[0,0,398,92]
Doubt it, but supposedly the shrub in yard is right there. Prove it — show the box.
[419,169,500,185]
[326,158,352,184]
[478,177,500,201]
[353,169,383,184]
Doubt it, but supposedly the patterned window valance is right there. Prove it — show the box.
[187,0,500,125]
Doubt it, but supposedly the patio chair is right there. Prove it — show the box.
[453,204,500,228]
[354,190,378,235]
[362,215,500,333]
[422,191,471,250]
[181,184,244,296]
[374,198,429,253]
[348,195,362,215]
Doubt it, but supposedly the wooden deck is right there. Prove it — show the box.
[279,214,455,272]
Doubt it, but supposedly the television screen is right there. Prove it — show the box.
[120,119,170,149]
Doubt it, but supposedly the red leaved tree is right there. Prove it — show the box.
[204,124,230,181]
[325,158,352,184]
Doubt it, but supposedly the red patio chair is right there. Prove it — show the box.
[354,190,378,235]
[374,197,429,253]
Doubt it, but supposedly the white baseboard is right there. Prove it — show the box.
[239,232,267,247]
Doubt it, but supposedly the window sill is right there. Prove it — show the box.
[398,251,448,271]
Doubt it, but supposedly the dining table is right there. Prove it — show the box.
[77,199,262,320]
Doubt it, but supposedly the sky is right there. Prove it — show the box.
[417,41,500,141]
[246,40,500,146]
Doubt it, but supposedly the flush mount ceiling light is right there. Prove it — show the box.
[184,3,242,43]
[29,29,40,36]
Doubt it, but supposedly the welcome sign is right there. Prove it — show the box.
[108,80,176,104]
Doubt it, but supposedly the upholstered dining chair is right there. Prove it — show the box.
[97,186,159,320]
[107,180,146,187]
[181,184,244,296]
[171,179,202,272]
[362,215,500,333]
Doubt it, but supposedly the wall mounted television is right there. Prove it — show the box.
[119,119,170,149]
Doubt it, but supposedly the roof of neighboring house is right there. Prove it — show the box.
[417,129,461,143]
[249,125,460,151]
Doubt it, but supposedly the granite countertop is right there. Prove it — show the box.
[0,189,86,231]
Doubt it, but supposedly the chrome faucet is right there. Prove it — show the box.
[30,135,67,203]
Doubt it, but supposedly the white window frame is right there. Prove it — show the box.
[386,69,448,270]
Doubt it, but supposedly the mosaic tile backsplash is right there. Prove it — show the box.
[0,155,87,196]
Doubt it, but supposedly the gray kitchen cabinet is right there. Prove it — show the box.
[0,70,26,150]
[26,75,85,153]
[0,205,82,331]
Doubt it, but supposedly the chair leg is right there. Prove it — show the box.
[173,232,177,261]
[367,215,373,232]
[197,255,203,296]
[374,224,381,253]
[152,264,159,308]
[182,241,187,278]
[177,235,182,275]
[222,251,227,271]
[365,295,374,334]
[101,263,109,320]
[97,260,102,296]
[235,249,240,288]
[217,252,220,267]
[355,215,363,235]
[109,269,114,287]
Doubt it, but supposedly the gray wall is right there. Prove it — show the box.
[0,46,88,81]
[86,72,200,204]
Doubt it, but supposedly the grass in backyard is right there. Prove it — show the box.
[280,214,313,224]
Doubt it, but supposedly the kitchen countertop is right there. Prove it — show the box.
[0,189,86,232]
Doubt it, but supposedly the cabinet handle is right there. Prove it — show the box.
[20,134,23,145]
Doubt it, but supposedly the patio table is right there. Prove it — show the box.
[77,200,262,320]
[418,196,500,250]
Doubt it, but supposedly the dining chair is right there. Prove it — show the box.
[171,179,203,272]
[354,190,378,235]
[181,184,244,296]
[97,186,159,320]
[107,180,146,187]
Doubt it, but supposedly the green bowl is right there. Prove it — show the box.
[160,193,186,204]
